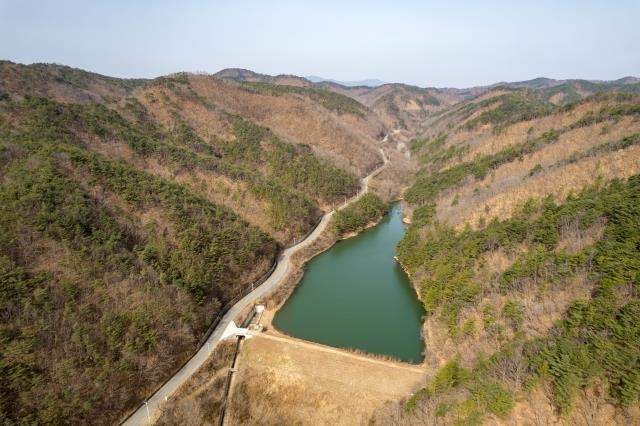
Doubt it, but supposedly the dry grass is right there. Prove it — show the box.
[156,341,236,426]
[456,100,609,161]
[418,98,640,229]
[79,132,298,242]
[437,138,640,228]
[226,335,425,426]
[186,76,384,176]
[557,217,606,254]
[422,257,596,372]
[509,382,640,426]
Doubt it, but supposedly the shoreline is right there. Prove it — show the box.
[264,201,426,362]
[264,203,393,318]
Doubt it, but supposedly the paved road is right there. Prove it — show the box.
[122,146,389,425]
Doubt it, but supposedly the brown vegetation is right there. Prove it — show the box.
[394,89,640,425]
[5,59,640,425]
[0,61,402,425]
[156,341,236,426]
[227,335,424,426]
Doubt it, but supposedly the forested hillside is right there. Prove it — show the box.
[333,193,388,235]
[2,59,639,425]
[214,69,640,140]
[216,69,464,136]
[0,61,383,424]
[382,88,640,424]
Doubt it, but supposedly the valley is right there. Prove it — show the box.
[1,59,640,426]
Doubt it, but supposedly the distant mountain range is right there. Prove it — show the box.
[210,67,640,133]
[487,76,640,90]
[214,68,639,93]
[306,75,386,87]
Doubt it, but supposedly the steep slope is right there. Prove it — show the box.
[214,68,466,137]
[383,88,640,424]
[182,76,385,174]
[0,61,386,425]
[0,98,277,425]
[468,77,640,106]
[213,69,640,139]
[318,82,464,135]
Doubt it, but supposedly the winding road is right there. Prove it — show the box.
[122,146,390,425]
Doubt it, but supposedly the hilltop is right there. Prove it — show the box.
[214,67,640,137]
[306,75,387,87]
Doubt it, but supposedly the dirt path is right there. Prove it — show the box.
[121,143,390,426]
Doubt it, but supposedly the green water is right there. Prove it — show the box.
[273,203,425,363]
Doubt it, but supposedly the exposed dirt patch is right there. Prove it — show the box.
[227,334,425,425]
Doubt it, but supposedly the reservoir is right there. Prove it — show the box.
[273,203,425,363]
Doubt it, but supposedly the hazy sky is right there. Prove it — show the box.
[1,0,638,87]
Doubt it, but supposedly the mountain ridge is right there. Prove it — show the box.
[306,75,387,87]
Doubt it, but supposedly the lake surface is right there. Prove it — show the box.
[273,203,425,363]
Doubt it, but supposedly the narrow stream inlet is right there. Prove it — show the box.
[273,203,425,363]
